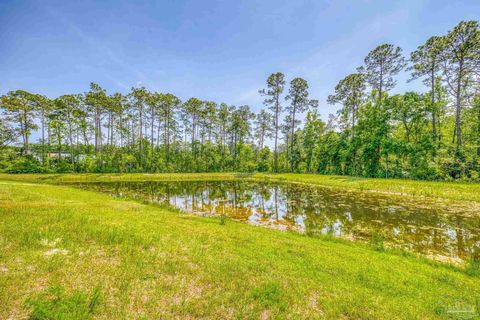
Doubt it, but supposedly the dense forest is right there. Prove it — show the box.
[1,20,479,180]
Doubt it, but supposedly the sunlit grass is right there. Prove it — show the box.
[1,180,479,318]
[255,173,480,203]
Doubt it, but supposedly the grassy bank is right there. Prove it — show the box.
[1,172,480,203]
[0,180,479,319]
[258,173,480,203]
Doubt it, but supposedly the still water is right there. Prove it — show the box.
[74,180,480,261]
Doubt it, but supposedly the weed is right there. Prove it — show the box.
[219,213,227,225]
[250,281,286,311]
[370,231,385,252]
[26,285,102,320]
[466,252,480,277]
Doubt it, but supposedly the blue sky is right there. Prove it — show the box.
[1,0,479,120]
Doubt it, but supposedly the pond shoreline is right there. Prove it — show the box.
[1,172,480,207]
[3,173,480,220]
[68,179,479,264]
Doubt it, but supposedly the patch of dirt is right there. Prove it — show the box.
[40,238,62,247]
[260,309,271,320]
[43,248,69,256]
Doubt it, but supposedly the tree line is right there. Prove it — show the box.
[1,20,479,180]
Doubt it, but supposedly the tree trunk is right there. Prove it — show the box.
[110,113,114,145]
[95,108,101,155]
[385,153,389,178]
[378,63,384,106]
[165,109,169,166]
[455,61,463,148]
[19,115,26,155]
[274,95,279,173]
[107,112,111,146]
[290,103,297,173]
[41,109,45,164]
[68,115,74,169]
[23,109,29,155]
[431,70,437,156]
[151,107,155,153]
[139,103,143,156]
[352,105,356,141]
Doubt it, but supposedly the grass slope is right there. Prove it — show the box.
[0,180,479,319]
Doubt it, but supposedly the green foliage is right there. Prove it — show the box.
[359,43,406,102]
[4,156,45,174]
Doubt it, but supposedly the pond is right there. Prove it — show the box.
[74,180,480,261]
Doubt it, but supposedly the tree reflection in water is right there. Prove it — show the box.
[75,180,480,261]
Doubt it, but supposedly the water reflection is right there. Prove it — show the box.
[75,180,480,260]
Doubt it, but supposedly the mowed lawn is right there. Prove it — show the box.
[0,177,480,319]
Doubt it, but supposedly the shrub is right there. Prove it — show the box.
[5,156,45,173]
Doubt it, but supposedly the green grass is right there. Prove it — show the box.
[257,173,480,203]
[1,177,480,319]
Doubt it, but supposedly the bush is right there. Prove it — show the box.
[51,160,74,173]
[410,161,445,180]
[5,156,45,173]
